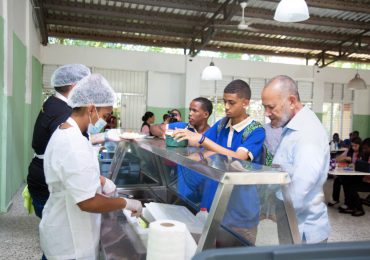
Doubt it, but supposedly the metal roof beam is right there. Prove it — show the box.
[85,0,370,30]
[203,44,370,64]
[47,13,370,55]
[48,31,370,64]
[242,7,369,30]
[111,0,216,12]
[110,0,370,30]
[215,33,370,55]
[189,0,237,57]
[43,1,206,27]
[313,30,370,67]
[214,23,370,44]
[48,31,188,49]
[31,0,48,45]
[46,16,193,39]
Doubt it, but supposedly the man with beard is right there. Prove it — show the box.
[262,75,330,243]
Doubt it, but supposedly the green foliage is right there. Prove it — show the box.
[48,37,369,69]
[219,52,242,59]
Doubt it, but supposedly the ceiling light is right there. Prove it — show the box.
[201,60,222,80]
[348,72,367,90]
[274,0,310,23]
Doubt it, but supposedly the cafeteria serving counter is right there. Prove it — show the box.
[100,138,300,259]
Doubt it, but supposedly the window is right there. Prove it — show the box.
[322,83,353,140]
[201,78,314,126]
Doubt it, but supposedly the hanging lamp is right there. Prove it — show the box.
[274,0,310,23]
[201,60,222,80]
[348,72,367,90]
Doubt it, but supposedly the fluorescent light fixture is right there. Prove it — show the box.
[274,0,310,23]
[201,61,222,80]
[348,72,367,90]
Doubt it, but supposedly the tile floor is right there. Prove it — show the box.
[0,180,369,259]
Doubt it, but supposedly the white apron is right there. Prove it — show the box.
[40,117,102,259]
[40,188,101,260]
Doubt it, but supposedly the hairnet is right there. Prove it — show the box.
[67,74,115,108]
[51,64,91,88]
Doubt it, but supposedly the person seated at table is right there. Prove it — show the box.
[342,133,352,149]
[352,130,360,141]
[339,138,370,217]
[329,133,343,150]
[336,137,361,164]
[328,137,362,207]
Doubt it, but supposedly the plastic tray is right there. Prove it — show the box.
[144,202,203,234]
[123,208,153,246]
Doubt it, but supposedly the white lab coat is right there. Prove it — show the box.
[40,117,101,260]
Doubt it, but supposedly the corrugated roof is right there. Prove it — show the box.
[31,0,370,67]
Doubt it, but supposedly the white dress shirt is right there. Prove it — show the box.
[273,106,331,243]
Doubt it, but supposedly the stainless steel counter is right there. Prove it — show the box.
[101,138,300,259]
[100,209,146,260]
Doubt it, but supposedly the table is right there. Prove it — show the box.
[329,168,370,176]
[330,149,346,159]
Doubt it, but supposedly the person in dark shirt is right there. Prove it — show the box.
[27,64,91,218]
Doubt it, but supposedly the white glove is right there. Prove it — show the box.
[102,178,116,197]
[124,198,143,217]
[105,129,121,142]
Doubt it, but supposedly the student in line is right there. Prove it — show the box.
[173,79,266,245]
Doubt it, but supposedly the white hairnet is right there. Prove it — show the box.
[67,74,115,108]
[51,64,91,88]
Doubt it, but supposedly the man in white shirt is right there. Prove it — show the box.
[262,75,330,244]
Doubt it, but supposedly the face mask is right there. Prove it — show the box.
[88,107,107,135]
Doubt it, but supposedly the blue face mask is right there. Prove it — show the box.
[88,108,107,135]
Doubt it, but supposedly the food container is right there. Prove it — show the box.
[165,130,188,147]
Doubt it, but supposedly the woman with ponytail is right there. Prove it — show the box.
[140,111,155,135]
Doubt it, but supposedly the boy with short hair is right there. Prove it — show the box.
[174,79,266,244]
[174,79,265,162]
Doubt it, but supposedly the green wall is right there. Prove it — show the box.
[23,57,43,179]
[147,106,186,124]
[0,28,42,212]
[353,114,370,139]
[0,17,5,211]
[3,33,27,210]
[315,112,323,122]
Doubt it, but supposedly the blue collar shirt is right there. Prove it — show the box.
[273,106,331,243]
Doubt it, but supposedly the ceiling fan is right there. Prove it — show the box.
[212,1,258,31]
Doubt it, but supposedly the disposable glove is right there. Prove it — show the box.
[124,198,143,217]
[102,178,116,197]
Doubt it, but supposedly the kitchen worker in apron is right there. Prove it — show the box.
[40,73,142,260]
[27,64,91,218]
